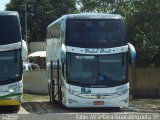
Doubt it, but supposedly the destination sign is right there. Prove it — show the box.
[75,56,95,59]
[85,48,111,54]
[66,45,128,55]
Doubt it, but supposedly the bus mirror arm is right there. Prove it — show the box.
[128,43,136,64]
[61,44,66,64]
[62,63,65,77]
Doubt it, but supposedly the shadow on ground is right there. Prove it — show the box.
[0,106,19,114]
[1,101,159,114]
[21,101,124,114]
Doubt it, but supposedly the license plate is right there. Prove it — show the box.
[93,101,104,105]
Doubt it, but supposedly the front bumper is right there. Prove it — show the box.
[0,99,21,106]
[63,93,129,108]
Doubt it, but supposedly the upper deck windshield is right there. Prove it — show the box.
[66,19,125,48]
[67,53,127,87]
[0,15,21,45]
[0,49,21,81]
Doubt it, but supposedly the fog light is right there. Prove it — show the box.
[9,89,14,93]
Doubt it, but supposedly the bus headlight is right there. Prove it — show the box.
[9,89,14,93]
[9,88,19,93]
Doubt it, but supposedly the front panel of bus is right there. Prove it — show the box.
[65,18,127,87]
[0,13,22,107]
[60,17,129,107]
[0,14,22,83]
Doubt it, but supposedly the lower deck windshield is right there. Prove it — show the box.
[0,49,21,82]
[67,53,127,87]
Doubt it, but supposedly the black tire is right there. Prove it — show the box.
[48,83,52,103]
[12,105,20,112]
[50,80,56,104]
[59,85,62,104]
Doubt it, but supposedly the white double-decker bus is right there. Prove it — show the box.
[0,11,27,111]
[46,13,136,108]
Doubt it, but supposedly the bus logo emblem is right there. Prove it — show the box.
[96,94,101,98]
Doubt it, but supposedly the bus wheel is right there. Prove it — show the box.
[48,83,51,102]
[12,105,20,112]
[50,81,56,104]
[49,82,52,103]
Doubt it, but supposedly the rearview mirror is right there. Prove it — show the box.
[128,43,136,64]
[22,40,28,61]
[61,44,66,64]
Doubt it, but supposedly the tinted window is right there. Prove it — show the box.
[0,49,21,80]
[67,53,127,87]
[66,19,125,48]
[0,15,21,45]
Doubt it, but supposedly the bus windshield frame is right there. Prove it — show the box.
[0,49,22,84]
[66,19,126,48]
[66,53,128,87]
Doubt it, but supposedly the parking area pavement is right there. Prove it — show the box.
[0,99,160,120]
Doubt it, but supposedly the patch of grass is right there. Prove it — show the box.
[23,94,49,102]
[130,99,160,110]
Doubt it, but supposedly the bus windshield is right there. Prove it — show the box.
[0,49,21,81]
[0,15,21,45]
[66,19,125,48]
[67,53,127,87]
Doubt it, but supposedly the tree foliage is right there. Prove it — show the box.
[6,0,76,42]
[79,0,160,67]
[123,0,160,67]
[78,0,125,13]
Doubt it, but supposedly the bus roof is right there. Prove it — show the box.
[64,13,123,19]
[0,11,19,16]
[47,13,123,28]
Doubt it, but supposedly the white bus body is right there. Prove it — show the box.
[46,13,136,108]
[0,11,27,111]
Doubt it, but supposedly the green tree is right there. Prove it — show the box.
[6,0,76,42]
[123,0,160,67]
[77,0,125,13]
[79,0,160,67]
